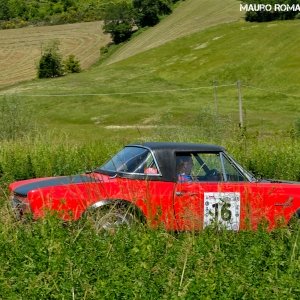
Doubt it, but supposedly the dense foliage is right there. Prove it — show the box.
[0,0,181,32]
[133,0,173,27]
[241,0,300,22]
[0,0,123,29]
[0,218,298,299]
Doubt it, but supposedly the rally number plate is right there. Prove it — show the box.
[204,192,240,230]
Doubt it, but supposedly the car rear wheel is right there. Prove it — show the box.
[86,203,141,233]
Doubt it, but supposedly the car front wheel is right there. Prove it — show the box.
[86,203,141,233]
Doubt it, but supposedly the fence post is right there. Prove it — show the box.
[213,80,218,116]
[237,80,243,128]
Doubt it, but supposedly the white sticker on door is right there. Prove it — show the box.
[204,192,240,230]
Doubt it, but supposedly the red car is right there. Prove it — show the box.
[9,142,300,231]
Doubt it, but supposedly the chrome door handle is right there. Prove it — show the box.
[176,191,198,197]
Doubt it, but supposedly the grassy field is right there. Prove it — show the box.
[1,0,299,141]
[1,20,299,141]
[0,21,111,88]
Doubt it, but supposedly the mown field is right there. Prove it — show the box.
[0,21,110,88]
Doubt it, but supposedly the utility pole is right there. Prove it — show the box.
[237,80,243,128]
[213,80,218,116]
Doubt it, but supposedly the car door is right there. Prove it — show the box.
[173,152,252,231]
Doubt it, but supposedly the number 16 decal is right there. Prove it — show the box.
[204,192,240,230]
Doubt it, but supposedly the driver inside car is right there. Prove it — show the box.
[177,155,194,182]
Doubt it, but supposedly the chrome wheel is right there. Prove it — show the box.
[87,205,138,233]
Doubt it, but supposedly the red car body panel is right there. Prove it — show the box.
[9,142,300,231]
[174,181,300,230]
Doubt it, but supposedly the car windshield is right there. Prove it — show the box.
[97,146,159,175]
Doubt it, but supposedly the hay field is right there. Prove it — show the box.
[0,21,111,89]
[105,0,243,65]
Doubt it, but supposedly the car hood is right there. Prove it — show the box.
[11,175,98,197]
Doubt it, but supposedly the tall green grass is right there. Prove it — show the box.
[1,130,300,186]
[0,215,299,299]
[0,133,121,187]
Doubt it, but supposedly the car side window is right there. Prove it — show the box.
[176,152,249,183]
[176,152,225,182]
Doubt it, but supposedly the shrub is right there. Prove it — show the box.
[64,54,81,73]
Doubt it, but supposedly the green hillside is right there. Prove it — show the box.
[105,0,243,65]
[1,8,300,142]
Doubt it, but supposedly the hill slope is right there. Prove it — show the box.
[1,19,299,142]
[105,0,243,65]
[0,0,241,89]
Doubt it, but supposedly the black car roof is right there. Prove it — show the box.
[125,142,225,182]
[128,142,225,152]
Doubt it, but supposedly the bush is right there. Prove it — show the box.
[64,54,81,73]
[37,41,64,78]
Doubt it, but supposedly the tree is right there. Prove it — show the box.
[0,0,10,20]
[133,0,173,27]
[103,2,135,44]
[37,41,64,78]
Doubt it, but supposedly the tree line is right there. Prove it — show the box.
[103,0,180,44]
[0,0,124,29]
[0,0,180,31]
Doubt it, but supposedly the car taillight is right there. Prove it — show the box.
[10,194,31,220]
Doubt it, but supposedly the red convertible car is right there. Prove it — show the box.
[9,142,300,231]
